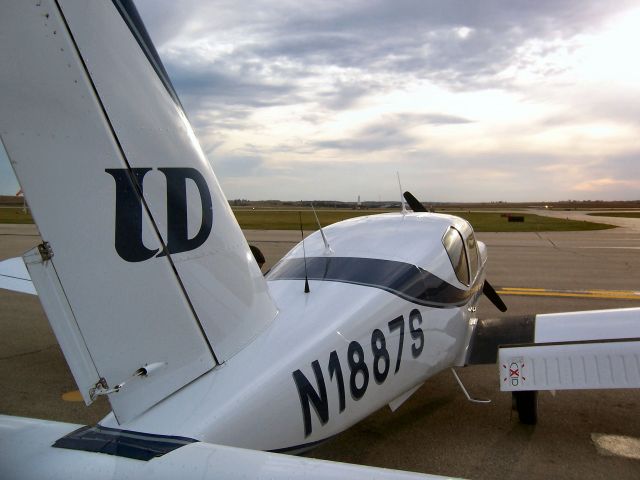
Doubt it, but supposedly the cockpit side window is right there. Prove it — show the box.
[442,227,470,285]
[465,230,479,281]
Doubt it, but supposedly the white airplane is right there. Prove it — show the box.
[1,1,639,478]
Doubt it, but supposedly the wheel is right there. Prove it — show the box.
[512,391,538,425]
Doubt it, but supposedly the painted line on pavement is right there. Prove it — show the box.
[497,287,640,301]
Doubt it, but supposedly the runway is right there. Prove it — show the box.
[1,216,639,479]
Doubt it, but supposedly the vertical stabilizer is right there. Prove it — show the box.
[0,1,277,423]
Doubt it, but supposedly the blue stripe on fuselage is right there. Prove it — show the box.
[268,257,480,308]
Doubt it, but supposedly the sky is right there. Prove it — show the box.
[2,0,639,202]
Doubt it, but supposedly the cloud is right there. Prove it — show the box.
[136,0,640,122]
[114,2,640,201]
[573,177,640,191]
[139,0,640,86]
[163,55,298,109]
[139,0,639,113]
[311,113,472,153]
[210,155,269,177]
[314,118,413,152]
[315,80,378,110]
[417,113,472,125]
[1,1,638,202]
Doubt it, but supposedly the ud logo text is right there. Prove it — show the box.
[106,167,212,262]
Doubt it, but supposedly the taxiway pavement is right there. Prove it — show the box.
[1,217,639,479]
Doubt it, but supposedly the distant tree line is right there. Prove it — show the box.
[226,198,640,210]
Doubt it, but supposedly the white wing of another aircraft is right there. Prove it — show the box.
[0,257,35,295]
[0,1,638,479]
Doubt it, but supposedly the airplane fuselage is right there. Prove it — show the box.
[99,213,486,452]
[0,0,487,461]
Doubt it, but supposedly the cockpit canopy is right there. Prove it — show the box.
[442,222,480,286]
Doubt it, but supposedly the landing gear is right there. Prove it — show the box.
[512,391,538,425]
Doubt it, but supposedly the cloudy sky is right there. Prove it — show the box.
[2,0,639,202]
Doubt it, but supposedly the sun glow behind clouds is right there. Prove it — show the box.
[574,178,640,192]
[455,26,473,39]
[576,8,640,84]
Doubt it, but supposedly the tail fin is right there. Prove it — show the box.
[0,1,276,423]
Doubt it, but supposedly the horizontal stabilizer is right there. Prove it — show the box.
[0,415,446,480]
[0,257,36,295]
[500,339,640,392]
[462,309,640,392]
[466,308,640,365]
[499,308,640,392]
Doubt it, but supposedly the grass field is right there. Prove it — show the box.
[0,206,614,232]
[233,209,614,232]
[453,211,614,232]
[0,207,34,224]
[587,212,640,219]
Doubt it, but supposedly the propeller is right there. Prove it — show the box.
[483,279,507,312]
[249,245,265,269]
[403,191,427,212]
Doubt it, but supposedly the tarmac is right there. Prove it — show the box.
[1,212,639,479]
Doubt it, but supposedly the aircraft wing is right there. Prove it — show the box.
[0,415,450,480]
[0,257,36,295]
[465,308,640,392]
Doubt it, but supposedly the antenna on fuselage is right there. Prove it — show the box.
[396,172,407,215]
[311,203,333,255]
[298,211,310,293]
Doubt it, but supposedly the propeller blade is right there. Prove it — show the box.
[403,191,427,212]
[483,280,507,312]
[249,245,265,269]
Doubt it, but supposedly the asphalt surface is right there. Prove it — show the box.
[1,213,639,479]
